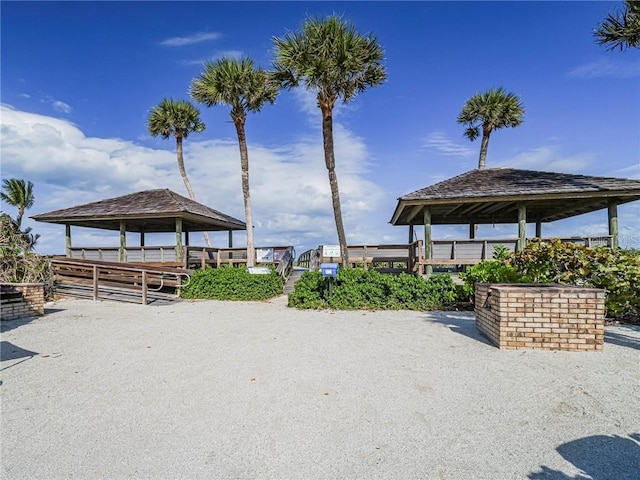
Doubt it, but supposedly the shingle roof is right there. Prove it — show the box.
[400,168,640,201]
[391,168,640,225]
[32,189,246,232]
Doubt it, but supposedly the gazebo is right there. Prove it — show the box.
[32,189,246,261]
[391,168,640,266]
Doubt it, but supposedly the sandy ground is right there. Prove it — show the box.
[1,296,639,480]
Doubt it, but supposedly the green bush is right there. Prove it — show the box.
[511,239,640,320]
[461,238,640,321]
[459,245,523,299]
[288,268,459,311]
[180,266,283,301]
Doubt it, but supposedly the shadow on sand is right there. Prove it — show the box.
[605,325,640,351]
[424,311,493,346]
[528,433,640,479]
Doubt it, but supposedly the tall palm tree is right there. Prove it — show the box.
[190,57,277,267]
[595,0,640,51]
[147,98,211,247]
[272,15,386,267]
[457,87,525,170]
[1,178,35,227]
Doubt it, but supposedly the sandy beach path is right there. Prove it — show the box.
[1,297,639,479]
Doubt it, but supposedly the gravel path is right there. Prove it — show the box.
[2,297,639,479]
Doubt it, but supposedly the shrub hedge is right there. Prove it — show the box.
[180,266,283,301]
[460,239,640,322]
[288,268,459,310]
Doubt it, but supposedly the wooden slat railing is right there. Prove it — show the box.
[52,257,191,305]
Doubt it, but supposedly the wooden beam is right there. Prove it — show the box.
[535,220,542,238]
[175,217,183,260]
[408,223,414,244]
[469,223,476,239]
[119,220,126,262]
[228,230,233,248]
[517,205,527,251]
[424,208,432,276]
[608,202,619,248]
[140,231,145,247]
[65,224,72,257]
[406,205,423,222]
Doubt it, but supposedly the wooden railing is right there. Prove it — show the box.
[301,235,615,275]
[52,257,191,305]
[70,245,296,277]
[416,235,615,273]
[69,246,181,265]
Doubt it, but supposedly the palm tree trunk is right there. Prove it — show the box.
[478,128,491,170]
[321,104,350,267]
[176,136,211,247]
[233,120,255,268]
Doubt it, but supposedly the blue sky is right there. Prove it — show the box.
[2,1,639,256]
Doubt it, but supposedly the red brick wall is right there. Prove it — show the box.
[475,283,605,351]
[1,283,45,321]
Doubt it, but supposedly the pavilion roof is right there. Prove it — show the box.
[391,168,640,225]
[32,189,246,232]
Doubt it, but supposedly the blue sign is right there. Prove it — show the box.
[320,263,339,278]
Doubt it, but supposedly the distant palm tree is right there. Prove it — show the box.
[273,15,386,267]
[1,178,35,227]
[147,98,211,247]
[457,87,525,170]
[595,0,640,51]
[190,57,278,267]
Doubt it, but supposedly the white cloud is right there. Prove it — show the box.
[52,100,72,113]
[495,146,594,173]
[1,104,387,256]
[180,50,245,67]
[568,58,640,79]
[160,32,222,47]
[422,131,475,157]
[614,162,640,179]
[19,93,30,98]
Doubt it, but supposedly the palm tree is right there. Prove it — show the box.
[147,98,211,247]
[190,57,277,267]
[457,87,525,170]
[272,15,386,267]
[595,0,640,51]
[1,178,35,227]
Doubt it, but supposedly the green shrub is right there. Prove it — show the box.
[288,268,460,311]
[461,238,640,321]
[512,239,640,320]
[180,266,283,301]
[459,246,523,300]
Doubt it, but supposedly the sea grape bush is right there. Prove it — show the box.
[461,238,640,321]
[180,266,283,301]
[288,268,459,310]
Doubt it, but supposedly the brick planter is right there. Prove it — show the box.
[1,283,46,321]
[475,283,605,351]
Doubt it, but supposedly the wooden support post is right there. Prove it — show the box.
[185,231,190,247]
[175,217,183,260]
[93,266,98,301]
[608,202,619,248]
[142,271,147,306]
[228,230,233,248]
[424,208,432,276]
[119,220,126,262]
[65,224,72,257]
[535,220,542,239]
[518,204,527,251]
[469,223,476,239]
[408,223,414,244]
[140,231,145,247]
